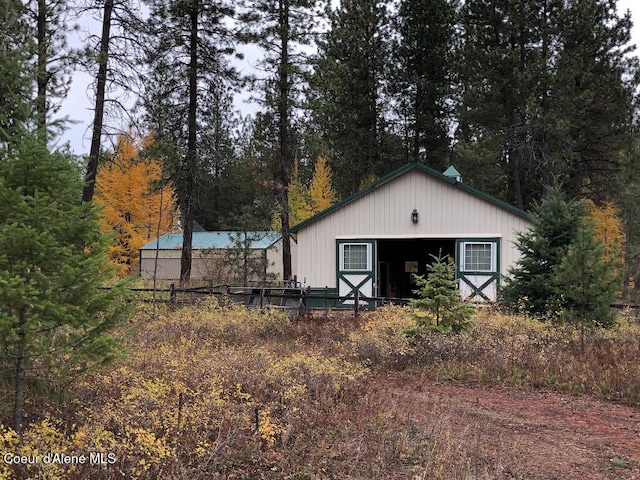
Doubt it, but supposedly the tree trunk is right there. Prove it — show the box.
[36,0,47,134]
[83,0,113,203]
[180,0,198,285]
[509,143,524,210]
[278,0,292,281]
[13,319,26,435]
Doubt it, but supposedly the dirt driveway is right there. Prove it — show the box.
[379,372,640,479]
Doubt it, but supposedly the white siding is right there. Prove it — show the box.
[266,237,297,281]
[296,168,532,288]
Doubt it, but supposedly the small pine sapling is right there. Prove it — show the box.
[553,221,621,351]
[408,252,476,334]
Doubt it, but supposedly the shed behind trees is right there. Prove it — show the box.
[139,231,295,284]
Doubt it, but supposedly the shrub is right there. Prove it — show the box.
[408,253,475,334]
[349,305,416,366]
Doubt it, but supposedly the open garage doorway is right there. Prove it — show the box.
[377,239,455,299]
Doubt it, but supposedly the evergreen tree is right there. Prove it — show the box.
[0,133,129,433]
[25,0,78,137]
[188,82,243,230]
[453,0,638,209]
[502,187,586,319]
[143,0,237,284]
[409,253,475,334]
[617,143,640,301]
[81,0,147,203]
[553,220,620,349]
[552,0,637,201]
[239,0,320,281]
[0,0,33,138]
[391,0,455,167]
[309,0,391,198]
[454,0,557,209]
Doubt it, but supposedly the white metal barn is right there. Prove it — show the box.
[291,163,533,304]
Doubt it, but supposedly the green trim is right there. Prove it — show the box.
[305,287,339,308]
[455,238,501,301]
[443,165,462,179]
[336,239,376,304]
[456,238,502,274]
[290,163,530,233]
[459,273,500,301]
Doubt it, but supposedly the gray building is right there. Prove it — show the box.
[139,231,295,283]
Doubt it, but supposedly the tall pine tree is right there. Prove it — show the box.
[239,0,320,280]
[309,0,391,198]
[0,0,33,138]
[0,133,129,433]
[143,0,237,284]
[454,0,638,209]
[552,0,637,201]
[391,0,456,167]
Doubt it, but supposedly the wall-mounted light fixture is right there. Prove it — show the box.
[411,208,419,224]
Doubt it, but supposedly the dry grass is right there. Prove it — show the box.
[404,308,640,403]
[1,302,639,479]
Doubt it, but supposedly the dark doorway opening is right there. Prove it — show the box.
[377,239,455,299]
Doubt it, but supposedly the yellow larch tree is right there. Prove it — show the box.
[584,199,625,291]
[272,158,315,230]
[309,156,337,214]
[584,199,625,263]
[95,134,178,276]
[272,156,338,230]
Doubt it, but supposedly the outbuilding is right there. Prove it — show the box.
[291,162,533,304]
[139,231,294,283]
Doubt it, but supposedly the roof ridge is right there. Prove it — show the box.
[290,162,529,232]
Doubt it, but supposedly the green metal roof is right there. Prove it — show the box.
[443,165,462,179]
[290,162,530,232]
[140,231,282,250]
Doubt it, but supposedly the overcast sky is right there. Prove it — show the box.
[57,1,640,156]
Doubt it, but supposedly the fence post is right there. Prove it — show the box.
[170,283,176,305]
[354,288,360,317]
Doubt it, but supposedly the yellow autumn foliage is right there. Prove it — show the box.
[584,199,625,264]
[94,133,178,276]
[1,301,640,479]
[272,156,338,229]
[0,300,367,479]
[309,156,337,213]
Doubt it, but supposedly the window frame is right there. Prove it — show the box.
[339,242,372,271]
[460,241,497,273]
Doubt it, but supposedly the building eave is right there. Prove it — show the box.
[290,162,530,233]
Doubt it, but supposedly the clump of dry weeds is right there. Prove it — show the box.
[2,302,638,479]
[352,305,640,404]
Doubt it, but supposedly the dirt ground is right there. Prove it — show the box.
[378,372,640,480]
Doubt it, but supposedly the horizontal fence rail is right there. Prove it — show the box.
[118,284,414,315]
[109,284,640,317]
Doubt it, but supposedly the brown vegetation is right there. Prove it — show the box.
[1,303,639,479]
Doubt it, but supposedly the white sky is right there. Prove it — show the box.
[57,1,640,156]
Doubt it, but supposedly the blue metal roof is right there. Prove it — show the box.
[140,231,282,250]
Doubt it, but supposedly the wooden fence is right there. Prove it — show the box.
[118,284,640,317]
[126,284,411,316]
